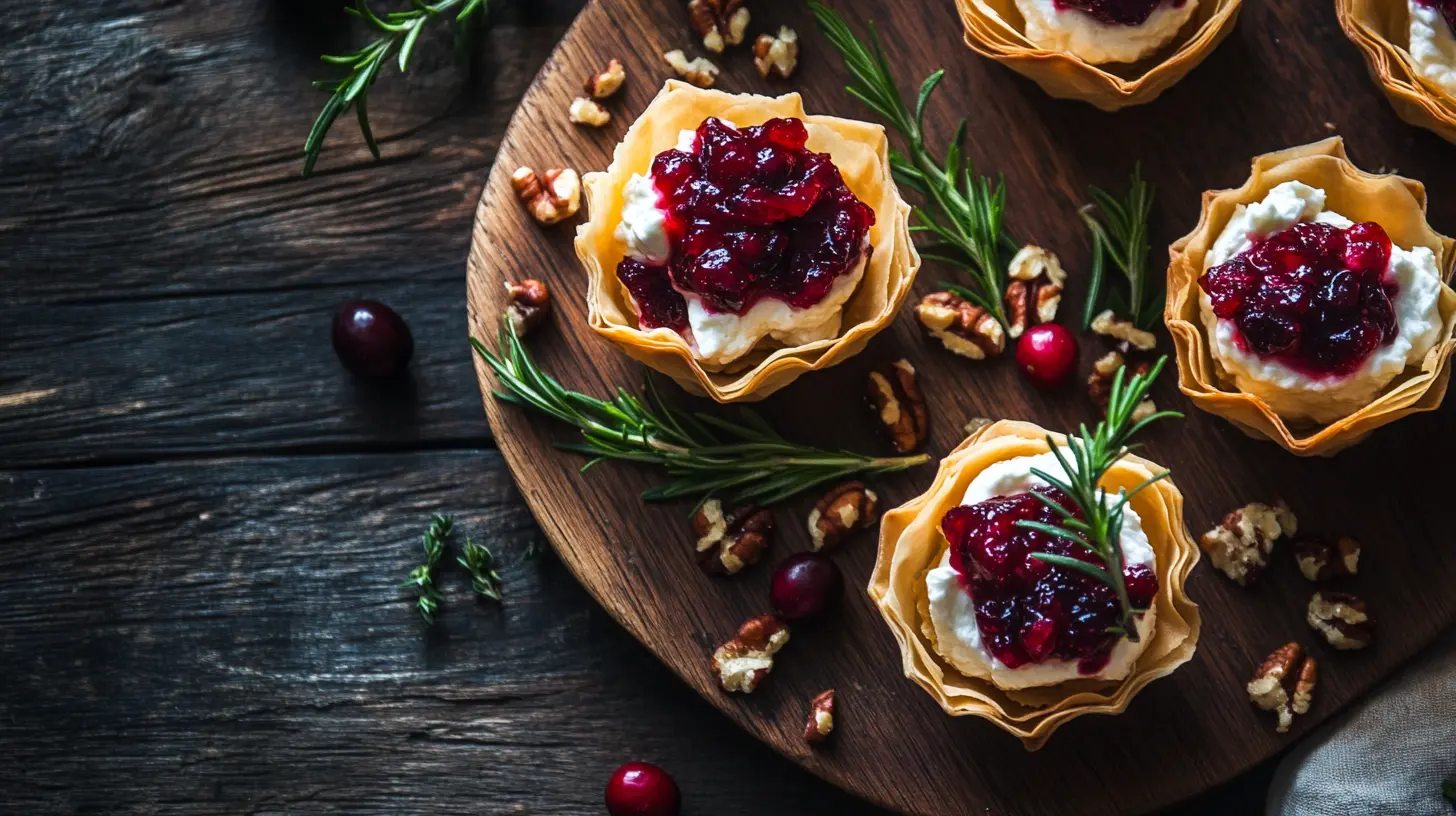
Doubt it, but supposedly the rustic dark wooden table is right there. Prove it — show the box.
[0,1,1271,812]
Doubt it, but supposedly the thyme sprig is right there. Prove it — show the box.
[809,2,1016,329]
[470,321,930,507]
[1080,166,1162,332]
[304,0,488,177]
[458,537,503,601]
[402,513,454,623]
[1015,357,1181,642]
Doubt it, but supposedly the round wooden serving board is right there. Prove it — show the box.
[467,1,1456,813]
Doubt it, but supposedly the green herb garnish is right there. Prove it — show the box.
[402,513,453,623]
[1015,357,1181,642]
[1080,166,1162,333]
[471,321,929,507]
[809,1,1017,330]
[458,537,503,601]
[304,0,488,177]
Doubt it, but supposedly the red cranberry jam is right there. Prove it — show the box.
[941,488,1157,675]
[616,117,875,332]
[1054,0,1185,27]
[1199,220,1400,378]
[1415,0,1456,34]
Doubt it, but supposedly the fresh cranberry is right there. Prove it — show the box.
[1199,220,1400,377]
[605,762,680,816]
[1054,0,1186,26]
[331,300,414,378]
[770,552,843,621]
[616,117,875,330]
[940,489,1156,674]
[1015,324,1078,389]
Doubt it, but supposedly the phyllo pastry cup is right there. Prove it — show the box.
[577,80,919,403]
[954,0,1242,111]
[1166,137,1456,456]
[1337,0,1456,145]
[869,420,1201,750]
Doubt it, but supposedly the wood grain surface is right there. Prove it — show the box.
[466,0,1456,814]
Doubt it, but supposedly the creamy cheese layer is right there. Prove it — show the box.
[1410,0,1456,96]
[1014,0,1197,64]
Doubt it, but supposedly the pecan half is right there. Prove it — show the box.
[803,689,836,744]
[712,615,789,693]
[1293,536,1361,582]
[687,0,749,52]
[1004,245,1066,339]
[1087,352,1156,420]
[1247,642,1302,733]
[568,97,610,127]
[510,167,581,226]
[1307,591,1373,650]
[753,26,798,79]
[504,279,551,336]
[867,359,928,454]
[662,49,719,87]
[808,481,879,553]
[1199,500,1298,585]
[584,58,625,98]
[692,499,773,576]
[1090,308,1157,351]
[914,291,1005,360]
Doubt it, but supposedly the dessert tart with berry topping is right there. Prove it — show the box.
[1338,0,1456,144]
[954,0,1241,110]
[870,420,1200,749]
[578,80,918,402]
[1168,138,1456,455]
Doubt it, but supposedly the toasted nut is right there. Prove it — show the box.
[753,26,799,79]
[1294,536,1361,582]
[867,359,928,454]
[1199,500,1298,586]
[963,417,993,437]
[584,58,625,98]
[1247,642,1302,733]
[1307,591,1373,650]
[504,279,551,336]
[1091,309,1157,351]
[568,97,610,127]
[712,614,789,693]
[1291,655,1318,716]
[511,167,581,226]
[662,49,719,88]
[688,0,749,52]
[914,291,1005,360]
[1004,245,1066,339]
[809,481,879,553]
[692,499,773,576]
[803,689,836,744]
[1087,351,1156,419]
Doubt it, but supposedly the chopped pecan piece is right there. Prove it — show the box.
[1293,536,1361,582]
[803,689,836,744]
[662,49,719,87]
[712,615,789,693]
[962,416,993,437]
[1307,591,1373,650]
[568,97,610,127]
[687,0,749,52]
[584,58,626,98]
[1087,351,1156,418]
[866,359,928,454]
[692,499,773,576]
[914,290,1005,360]
[1199,500,1298,585]
[1247,642,1303,733]
[1291,655,1318,716]
[1090,308,1157,351]
[1004,245,1066,339]
[808,481,879,553]
[510,167,581,226]
[753,26,798,79]
[504,279,551,336]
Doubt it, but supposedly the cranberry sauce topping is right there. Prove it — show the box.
[616,117,875,330]
[941,488,1157,675]
[1199,220,1400,378]
[1415,0,1456,34]
[1053,0,1185,27]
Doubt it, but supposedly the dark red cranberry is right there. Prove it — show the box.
[331,300,414,378]
[618,259,689,330]
[770,552,843,621]
[606,762,680,816]
[940,488,1157,674]
[1015,324,1078,389]
[1054,0,1187,26]
[1342,222,1392,275]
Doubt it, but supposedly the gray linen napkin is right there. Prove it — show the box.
[1267,629,1456,816]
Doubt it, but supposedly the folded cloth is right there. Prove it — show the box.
[1268,628,1456,816]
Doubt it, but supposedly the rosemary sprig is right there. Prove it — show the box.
[809,2,1016,329]
[1080,166,1162,333]
[458,537,503,601]
[470,320,930,507]
[1014,357,1181,642]
[303,0,488,177]
[402,513,454,623]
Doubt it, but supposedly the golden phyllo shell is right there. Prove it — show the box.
[870,420,1201,750]
[1337,0,1456,144]
[577,80,918,403]
[954,0,1242,111]
[1166,137,1456,456]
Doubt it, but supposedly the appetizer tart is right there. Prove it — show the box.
[954,0,1241,110]
[579,80,918,402]
[1338,0,1456,144]
[1168,138,1456,455]
[870,420,1200,749]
